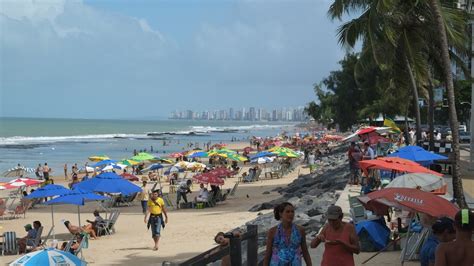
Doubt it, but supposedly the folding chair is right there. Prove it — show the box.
[2,231,18,255]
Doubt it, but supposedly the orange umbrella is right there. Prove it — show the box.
[359,157,442,176]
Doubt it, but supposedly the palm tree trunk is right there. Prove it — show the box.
[404,55,422,145]
[429,0,467,208]
[428,75,435,151]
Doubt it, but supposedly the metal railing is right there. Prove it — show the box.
[163,224,258,266]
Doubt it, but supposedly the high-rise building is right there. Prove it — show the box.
[229,108,234,120]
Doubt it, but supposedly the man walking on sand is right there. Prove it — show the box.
[144,190,168,251]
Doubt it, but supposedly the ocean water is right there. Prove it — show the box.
[0,117,296,174]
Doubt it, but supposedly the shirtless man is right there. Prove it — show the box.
[435,209,474,266]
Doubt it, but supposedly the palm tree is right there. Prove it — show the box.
[428,0,468,208]
[328,0,470,207]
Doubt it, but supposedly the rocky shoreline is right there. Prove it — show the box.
[245,145,350,255]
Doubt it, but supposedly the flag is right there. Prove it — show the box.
[384,118,401,133]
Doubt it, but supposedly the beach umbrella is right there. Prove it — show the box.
[88,155,109,162]
[359,157,443,177]
[2,166,30,177]
[193,173,224,186]
[102,163,126,171]
[251,157,274,164]
[385,173,446,192]
[26,184,71,199]
[120,173,139,181]
[25,184,72,238]
[164,166,184,175]
[249,151,277,160]
[169,152,184,158]
[9,248,87,266]
[342,127,391,143]
[5,178,43,189]
[143,163,164,172]
[174,161,191,169]
[130,152,156,162]
[91,160,118,168]
[79,166,95,174]
[44,188,109,226]
[119,159,140,166]
[188,151,209,158]
[208,167,235,177]
[73,172,141,195]
[186,162,207,170]
[0,183,7,190]
[358,188,458,218]
[387,145,448,163]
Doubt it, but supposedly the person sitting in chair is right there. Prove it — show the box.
[64,220,97,239]
[85,210,105,236]
[195,183,209,203]
[18,221,41,254]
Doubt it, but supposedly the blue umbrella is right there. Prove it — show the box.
[9,248,86,266]
[145,163,164,171]
[164,166,184,175]
[73,172,141,195]
[188,151,209,158]
[249,151,276,160]
[25,184,71,199]
[91,159,118,168]
[44,188,109,206]
[387,145,448,163]
[25,184,71,238]
[44,188,109,226]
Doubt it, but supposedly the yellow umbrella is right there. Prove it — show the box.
[119,159,140,166]
[88,155,110,162]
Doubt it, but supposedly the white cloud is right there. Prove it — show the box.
[0,0,343,118]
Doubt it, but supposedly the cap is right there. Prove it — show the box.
[326,205,343,220]
[24,224,32,230]
[432,217,454,234]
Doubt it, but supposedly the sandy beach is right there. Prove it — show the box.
[0,142,310,265]
[1,140,471,266]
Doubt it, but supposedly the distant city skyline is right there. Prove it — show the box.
[170,106,308,122]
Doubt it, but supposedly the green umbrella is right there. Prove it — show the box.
[130,152,156,162]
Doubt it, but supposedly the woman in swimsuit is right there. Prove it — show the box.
[263,202,312,266]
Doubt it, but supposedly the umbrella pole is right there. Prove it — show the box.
[401,215,413,266]
[78,206,81,226]
[51,205,55,239]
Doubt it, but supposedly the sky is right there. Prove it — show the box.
[0,0,346,119]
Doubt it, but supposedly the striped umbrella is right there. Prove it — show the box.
[5,178,43,189]
[9,248,87,266]
[88,155,110,162]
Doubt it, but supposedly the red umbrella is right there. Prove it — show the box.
[193,173,224,185]
[5,178,43,189]
[169,152,183,158]
[358,188,458,218]
[120,173,139,182]
[359,157,442,176]
[208,167,235,177]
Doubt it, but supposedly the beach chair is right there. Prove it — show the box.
[348,195,362,208]
[2,231,18,255]
[39,226,54,248]
[350,205,366,223]
[26,226,43,252]
[98,211,120,235]
[204,193,216,208]
[229,181,240,196]
[74,233,89,260]
[161,193,174,208]
[8,205,27,219]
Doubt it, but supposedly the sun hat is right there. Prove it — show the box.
[326,205,343,220]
